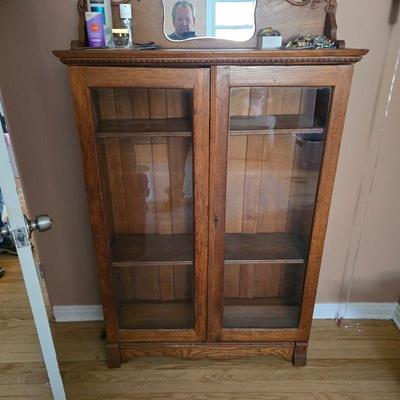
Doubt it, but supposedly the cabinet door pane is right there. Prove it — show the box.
[92,88,195,330]
[223,87,331,329]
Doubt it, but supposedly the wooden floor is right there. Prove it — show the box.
[0,254,399,400]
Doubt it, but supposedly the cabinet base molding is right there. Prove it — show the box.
[118,342,295,364]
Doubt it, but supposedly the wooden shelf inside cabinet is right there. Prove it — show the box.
[229,115,325,136]
[224,302,300,329]
[96,118,192,138]
[118,301,194,329]
[112,234,193,267]
[225,233,305,265]
[111,232,305,267]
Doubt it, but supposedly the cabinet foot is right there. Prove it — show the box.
[106,343,121,368]
[293,342,308,367]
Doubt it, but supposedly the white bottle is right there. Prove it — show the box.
[87,0,113,47]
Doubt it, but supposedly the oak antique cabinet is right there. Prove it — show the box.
[54,0,367,367]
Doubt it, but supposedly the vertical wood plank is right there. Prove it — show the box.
[174,265,193,301]
[152,138,173,234]
[249,88,268,116]
[97,88,117,120]
[168,137,192,234]
[160,266,175,301]
[257,134,296,233]
[167,90,191,117]
[224,264,241,298]
[300,88,317,127]
[242,135,264,233]
[133,266,161,300]
[225,135,247,233]
[114,89,135,119]
[148,90,167,119]
[192,69,210,341]
[239,264,255,299]
[254,264,282,298]
[134,140,157,234]
[229,88,250,116]
[105,139,128,234]
[120,138,145,234]
[131,89,150,119]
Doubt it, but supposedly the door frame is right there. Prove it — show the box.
[208,65,354,342]
[0,99,66,399]
[68,67,210,344]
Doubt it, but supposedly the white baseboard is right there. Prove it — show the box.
[313,302,397,320]
[53,305,103,322]
[393,303,400,330]
[53,302,399,323]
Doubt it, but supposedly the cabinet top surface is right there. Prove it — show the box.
[53,48,368,67]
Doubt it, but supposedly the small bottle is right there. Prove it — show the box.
[119,4,133,48]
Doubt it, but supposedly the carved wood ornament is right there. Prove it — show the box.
[287,0,337,12]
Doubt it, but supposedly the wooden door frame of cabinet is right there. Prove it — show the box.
[208,65,354,344]
[68,67,210,365]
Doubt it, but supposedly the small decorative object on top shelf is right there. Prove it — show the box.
[85,12,106,48]
[112,28,129,48]
[258,27,282,49]
[87,0,113,47]
[119,3,133,48]
[286,34,336,49]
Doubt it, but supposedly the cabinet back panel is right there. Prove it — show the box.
[222,86,331,329]
[99,137,193,235]
[113,265,193,302]
[224,263,305,302]
[93,88,194,236]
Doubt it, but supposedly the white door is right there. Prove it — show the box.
[0,102,66,399]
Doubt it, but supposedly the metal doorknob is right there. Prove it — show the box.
[0,214,52,241]
[25,215,52,237]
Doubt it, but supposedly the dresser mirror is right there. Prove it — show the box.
[163,0,257,41]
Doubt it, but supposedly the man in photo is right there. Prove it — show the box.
[168,1,196,40]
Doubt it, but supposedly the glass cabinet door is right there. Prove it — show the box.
[73,68,209,342]
[221,84,332,331]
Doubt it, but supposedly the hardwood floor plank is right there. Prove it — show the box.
[64,394,400,400]
[64,380,400,395]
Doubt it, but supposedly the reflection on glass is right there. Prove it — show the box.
[92,88,195,330]
[163,0,257,41]
[223,87,332,329]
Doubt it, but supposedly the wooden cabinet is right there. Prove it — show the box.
[56,49,366,367]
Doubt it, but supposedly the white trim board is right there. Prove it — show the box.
[313,303,397,320]
[393,303,400,330]
[53,303,399,323]
[53,305,103,322]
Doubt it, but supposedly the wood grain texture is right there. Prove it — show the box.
[68,67,120,343]
[120,342,294,361]
[54,48,368,67]
[62,50,366,367]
